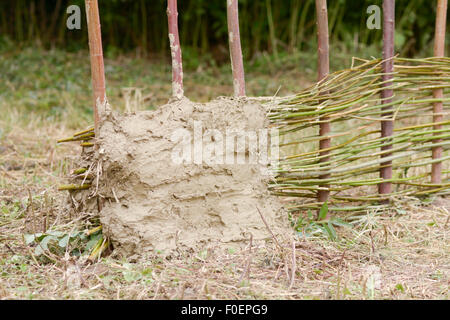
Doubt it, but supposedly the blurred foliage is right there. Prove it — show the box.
[0,0,448,61]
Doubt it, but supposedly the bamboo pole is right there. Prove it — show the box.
[378,0,395,197]
[167,0,184,99]
[85,0,106,133]
[315,0,331,207]
[227,0,246,97]
[431,0,448,184]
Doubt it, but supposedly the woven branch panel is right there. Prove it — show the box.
[269,57,450,213]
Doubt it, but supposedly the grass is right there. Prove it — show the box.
[0,45,448,299]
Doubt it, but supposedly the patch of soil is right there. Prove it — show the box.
[89,97,290,257]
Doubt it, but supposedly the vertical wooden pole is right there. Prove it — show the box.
[227,0,246,97]
[167,0,184,99]
[315,0,331,206]
[85,0,106,133]
[378,0,395,197]
[431,0,448,184]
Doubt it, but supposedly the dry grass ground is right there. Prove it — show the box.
[0,47,448,300]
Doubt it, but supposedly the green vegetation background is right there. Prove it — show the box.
[1,0,448,60]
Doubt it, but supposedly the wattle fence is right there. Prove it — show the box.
[269,56,450,213]
[73,0,449,215]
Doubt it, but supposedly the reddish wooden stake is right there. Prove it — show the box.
[85,0,106,133]
[431,0,448,184]
[167,0,184,99]
[227,0,246,97]
[378,0,395,197]
[315,0,331,206]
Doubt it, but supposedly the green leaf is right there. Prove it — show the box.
[327,221,337,241]
[295,216,304,230]
[313,269,323,275]
[331,218,352,228]
[141,268,152,276]
[58,235,70,248]
[46,230,64,237]
[318,202,328,221]
[71,248,82,257]
[73,231,87,241]
[24,233,41,245]
[85,233,102,252]
[422,197,433,204]
[288,213,294,227]
[39,235,57,251]
[311,225,326,236]
[395,283,405,293]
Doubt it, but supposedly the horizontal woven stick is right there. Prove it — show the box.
[57,132,95,143]
[270,56,450,211]
[73,127,94,137]
[58,184,91,191]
